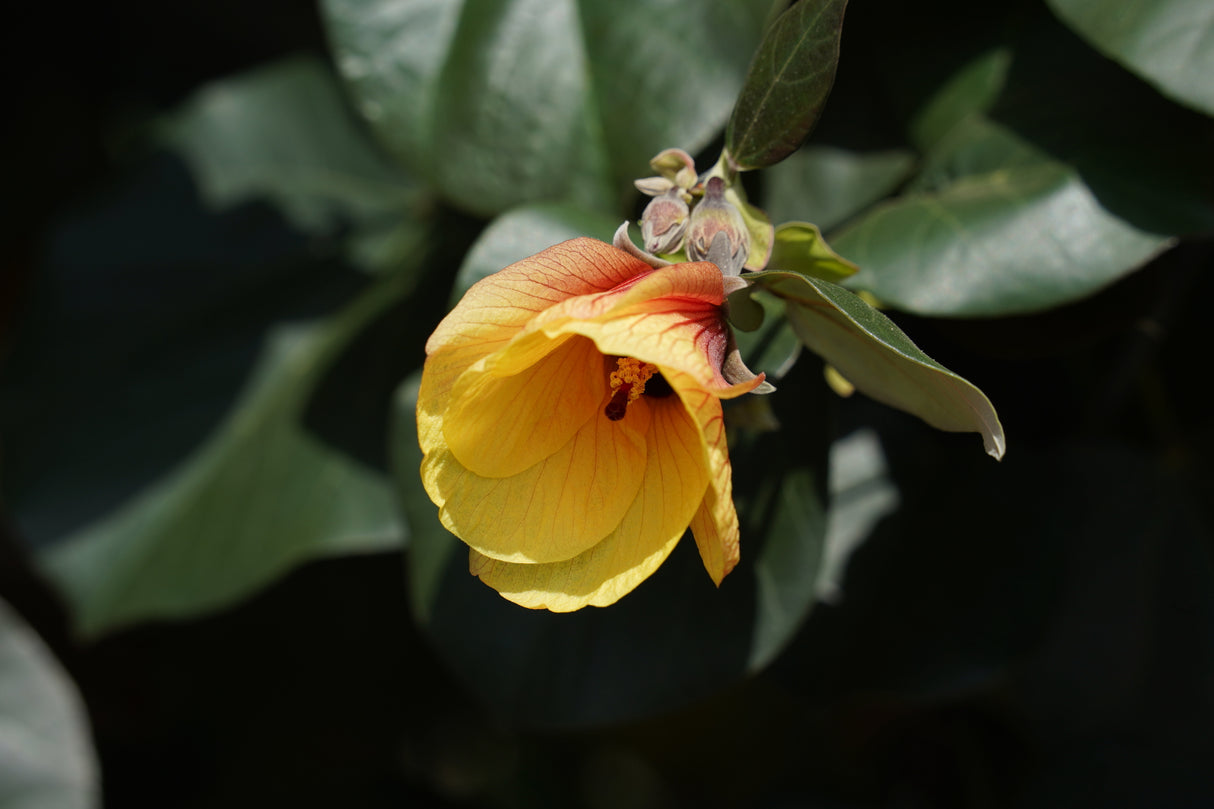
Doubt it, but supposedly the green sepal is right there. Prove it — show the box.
[729,186,775,270]
[769,222,858,283]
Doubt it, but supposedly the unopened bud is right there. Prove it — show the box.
[635,176,675,197]
[685,177,749,275]
[649,148,696,183]
[640,189,689,254]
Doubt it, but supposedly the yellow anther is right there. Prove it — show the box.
[604,357,659,421]
[609,357,658,403]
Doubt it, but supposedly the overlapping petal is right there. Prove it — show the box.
[418,237,760,610]
[469,394,708,611]
[420,238,654,455]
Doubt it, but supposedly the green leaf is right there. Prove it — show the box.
[323,0,772,216]
[0,599,99,809]
[909,48,1012,150]
[41,273,414,638]
[1046,0,1214,116]
[725,0,849,171]
[815,429,899,603]
[754,270,1005,459]
[763,146,918,232]
[833,117,1173,317]
[452,204,621,302]
[390,352,832,727]
[163,56,420,272]
[768,222,858,283]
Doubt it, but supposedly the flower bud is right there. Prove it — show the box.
[685,177,749,276]
[649,148,696,182]
[634,176,675,197]
[639,189,689,254]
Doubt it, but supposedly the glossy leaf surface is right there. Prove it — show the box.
[822,21,1214,317]
[163,57,420,273]
[323,0,772,216]
[833,118,1173,317]
[42,276,412,637]
[726,0,849,170]
[754,271,1005,459]
[0,600,99,809]
[1047,0,1214,116]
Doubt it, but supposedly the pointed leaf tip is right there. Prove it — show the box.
[725,0,849,170]
[757,271,1005,459]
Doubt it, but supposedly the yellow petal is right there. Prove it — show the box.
[522,261,763,395]
[422,385,653,564]
[443,335,604,478]
[679,377,741,584]
[420,239,654,457]
[425,238,653,358]
[470,394,709,610]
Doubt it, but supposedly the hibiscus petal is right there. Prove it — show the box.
[422,388,652,564]
[420,240,655,457]
[443,335,604,478]
[425,238,653,358]
[469,395,709,610]
[679,381,741,585]
[521,261,765,395]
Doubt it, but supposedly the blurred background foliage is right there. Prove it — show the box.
[2,0,1212,806]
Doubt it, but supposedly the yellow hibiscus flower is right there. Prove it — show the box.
[417,237,765,611]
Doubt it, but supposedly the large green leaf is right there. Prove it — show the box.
[0,599,98,809]
[908,48,1011,150]
[833,117,1173,317]
[807,17,1214,318]
[41,273,413,637]
[763,146,917,232]
[1046,0,1214,116]
[163,56,421,273]
[753,270,1005,459]
[725,0,849,171]
[322,0,772,217]
[390,356,833,726]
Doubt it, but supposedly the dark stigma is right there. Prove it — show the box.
[604,388,630,421]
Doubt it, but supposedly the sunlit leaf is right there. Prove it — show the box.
[725,0,849,170]
[41,273,414,637]
[323,0,772,216]
[1046,0,1214,116]
[768,222,858,283]
[754,270,1005,459]
[763,146,917,232]
[163,56,420,272]
[833,117,1173,316]
[0,599,99,809]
